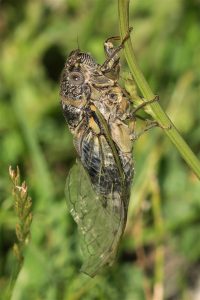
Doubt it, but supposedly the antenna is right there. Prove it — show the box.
[76,34,80,51]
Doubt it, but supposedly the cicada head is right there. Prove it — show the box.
[60,49,98,104]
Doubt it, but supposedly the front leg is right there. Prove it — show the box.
[100,28,133,79]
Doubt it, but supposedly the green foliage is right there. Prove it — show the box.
[0,0,200,299]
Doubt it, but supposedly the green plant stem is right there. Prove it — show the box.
[118,0,200,180]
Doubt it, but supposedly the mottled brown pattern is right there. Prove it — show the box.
[60,39,134,276]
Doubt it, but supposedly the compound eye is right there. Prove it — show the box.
[69,71,84,85]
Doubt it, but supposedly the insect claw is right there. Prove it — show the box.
[159,123,172,130]
[121,27,133,47]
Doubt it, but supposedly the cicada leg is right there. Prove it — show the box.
[132,119,171,140]
[131,95,159,114]
[101,27,133,78]
[132,120,159,140]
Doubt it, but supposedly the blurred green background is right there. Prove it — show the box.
[0,0,200,299]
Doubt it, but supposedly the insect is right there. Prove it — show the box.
[60,32,135,277]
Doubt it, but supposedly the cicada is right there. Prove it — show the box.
[60,33,134,277]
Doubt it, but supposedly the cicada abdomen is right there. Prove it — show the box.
[60,42,134,276]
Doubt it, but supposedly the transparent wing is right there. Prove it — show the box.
[65,160,126,277]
